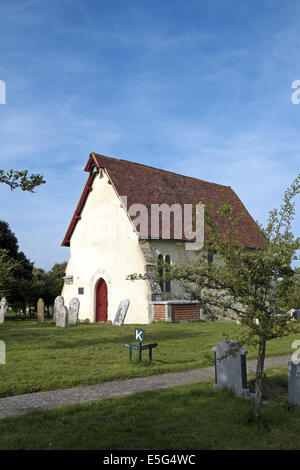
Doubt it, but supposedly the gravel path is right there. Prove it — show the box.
[0,355,291,419]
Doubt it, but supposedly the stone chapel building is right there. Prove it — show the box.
[61,152,266,324]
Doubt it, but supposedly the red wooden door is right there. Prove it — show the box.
[95,279,108,323]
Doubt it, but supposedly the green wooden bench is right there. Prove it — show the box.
[125,342,158,362]
[125,328,158,362]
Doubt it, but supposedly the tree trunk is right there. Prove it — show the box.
[254,337,266,420]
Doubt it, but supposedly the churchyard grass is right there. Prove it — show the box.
[0,315,299,398]
[0,366,300,450]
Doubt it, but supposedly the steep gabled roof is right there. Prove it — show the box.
[62,152,267,249]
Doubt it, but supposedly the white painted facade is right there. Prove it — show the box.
[62,169,206,324]
[62,153,264,324]
[62,170,152,324]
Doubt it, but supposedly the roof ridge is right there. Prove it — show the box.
[91,152,232,191]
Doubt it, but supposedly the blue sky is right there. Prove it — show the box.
[0,0,299,270]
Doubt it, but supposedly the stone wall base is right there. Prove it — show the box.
[150,300,201,322]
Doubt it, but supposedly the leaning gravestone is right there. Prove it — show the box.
[113,299,130,326]
[53,296,64,324]
[212,340,254,399]
[0,340,5,364]
[0,297,7,324]
[69,297,80,325]
[55,297,68,328]
[288,361,300,405]
[37,298,45,323]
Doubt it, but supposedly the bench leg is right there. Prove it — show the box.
[149,347,152,362]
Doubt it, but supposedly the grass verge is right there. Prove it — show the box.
[0,367,299,450]
[0,317,299,398]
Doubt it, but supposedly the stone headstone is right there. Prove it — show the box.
[37,298,45,323]
[0,340,5,364]
[69,297,80,325]
[54,296,64,324]
[212,340,253,399]
[288,361,300,405]
[200,308,208,321]
[287,308,296,318]
[0,297,7,324]
[55,297,68,328]
[113,299,130,326]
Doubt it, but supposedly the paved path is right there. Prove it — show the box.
[0,355,290,419]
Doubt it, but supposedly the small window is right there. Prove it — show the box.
[157,254,164,292]
[165,255,171,293]
[207,250,214,264]
[78,287,84,295]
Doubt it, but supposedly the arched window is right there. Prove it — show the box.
[165,255,171,293]
[207,250,214,264]
[157,254,164,292]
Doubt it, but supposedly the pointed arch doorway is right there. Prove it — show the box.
[95,278,108,323]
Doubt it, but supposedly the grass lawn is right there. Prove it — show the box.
[0,315,299,398]
[0,367,299,450]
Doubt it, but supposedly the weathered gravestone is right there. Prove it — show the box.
[37,298,45,323]
[0,297,7,324]
[288,361,300,405]
[200,308,208,321]
[69,297,80,325]
[55,297,68,328]
[0,340,5,364]
[287,308,296,318]
[113,299,130,326]
[53,296,64,324]
[212,340,254,399]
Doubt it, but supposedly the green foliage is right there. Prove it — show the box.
[0,169,45,192]
[0,249,20,297]
[0,220,66,309]
[21,262,67,308]
[41,262,67,306]
[0,220,34,309]
[0,220,33,281]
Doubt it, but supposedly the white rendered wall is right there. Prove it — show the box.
[62,171,152,324]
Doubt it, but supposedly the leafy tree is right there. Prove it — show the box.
[0,221,33,277]
[0,169,45,192]
[16,263,67,317]
[0,220,19,256]
[43,262,67,309]
[0,249,20,297]
[17,268,47,317]
[129,174,300,420]
[285,268,300,310]
[0,221,34,312]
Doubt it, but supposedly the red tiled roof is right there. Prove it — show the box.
[62,152,267,249]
